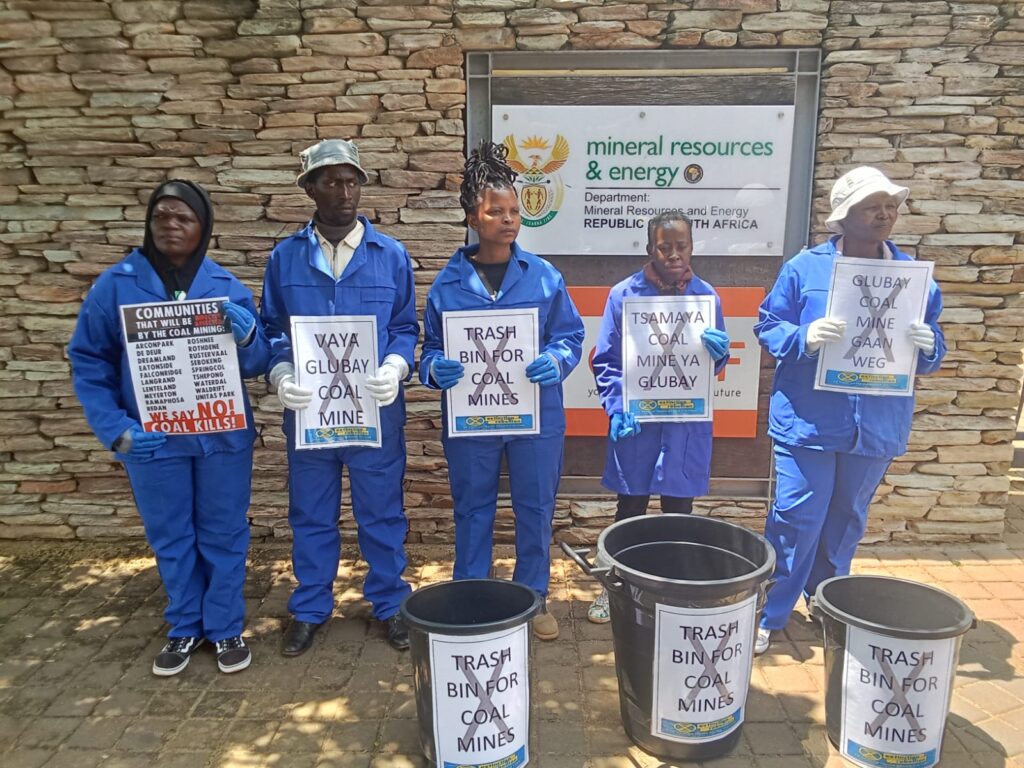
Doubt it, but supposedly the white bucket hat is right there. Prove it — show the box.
[825,166,909,233]
[296,139,368,187]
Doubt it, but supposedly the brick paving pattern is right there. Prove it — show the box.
[1,501,1022,768]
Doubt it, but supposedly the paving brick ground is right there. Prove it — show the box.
[2,500,1022,768]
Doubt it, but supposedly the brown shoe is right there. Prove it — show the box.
[533,609,559,641]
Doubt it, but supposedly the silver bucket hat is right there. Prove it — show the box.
[296,139,369,187]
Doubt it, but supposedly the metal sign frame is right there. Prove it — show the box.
[466,49,821,502]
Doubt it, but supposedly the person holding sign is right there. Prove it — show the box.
[419,141,585,641]
[754,167,945,654]
[69,180,269,676]
[587,211,730,624]
[260,139,418,655]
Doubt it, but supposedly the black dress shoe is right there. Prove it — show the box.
[384,614,410,652]
[282,620,322,657]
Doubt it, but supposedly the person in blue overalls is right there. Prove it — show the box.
[261,139,418,655]
[419,141,585,641]
[754,167,945,654]
[69,180,269,676]
[587,210,731,623]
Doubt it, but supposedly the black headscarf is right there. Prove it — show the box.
[141,180,214,300]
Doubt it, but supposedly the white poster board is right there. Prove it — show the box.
[840,625,957,768]
[493,105,794,256]
[121,298,247,434]
[651,595,758,744]
[429,624,531,768]
[291,315,381,449]
[622,295,715,422]
[815,258,934,396]
[443,308,540,437]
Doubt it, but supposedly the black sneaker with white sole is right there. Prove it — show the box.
[152,636,203,676]
[215,636,251,673]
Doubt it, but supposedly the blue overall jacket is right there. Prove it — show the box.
[260,216,419,438]
[755,237,945,459]
[68,249,269,459]
[593,269,728,497]
[419,242,584,437]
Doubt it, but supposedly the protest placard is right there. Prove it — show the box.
[443,308,540,437]
[652,595,757,744]
[840,626,957,768]
[121,298,247,435]
[815,257,934,396]
[429,624,531,768]
[622,295,715,422]
[291,315,381,450]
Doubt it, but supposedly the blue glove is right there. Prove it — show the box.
[525,354,560,387]
[431,357,464,390]
[701,327,730,361]
[610,411,641,442]
[223,301,255,345]
[116,424,167,459]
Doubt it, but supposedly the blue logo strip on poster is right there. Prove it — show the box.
[846,740,936,767]
[456,415,534,433]
[824,371,909,391]
[443,744,527,768]
[303,427,378,444]
[628,398,706,417]
[659,708,741,740]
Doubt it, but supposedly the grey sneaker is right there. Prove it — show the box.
[755,627,771,656]
[806,595,823,628]
[587,589,611,624]
[153,636,203,676]
[215,636,251,674]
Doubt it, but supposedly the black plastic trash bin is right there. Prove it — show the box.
[815,575,974,768]
[400,579,541,768]
[564,514,774,762]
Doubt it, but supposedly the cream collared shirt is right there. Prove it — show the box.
[314,219,365,279]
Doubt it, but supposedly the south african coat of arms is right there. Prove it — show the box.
[501,134,570,228]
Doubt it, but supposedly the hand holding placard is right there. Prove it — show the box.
[270,362,313,411]
[610,411,642,442]
[806,318,846,354]
[525,354,560,387]
[431,358,465,390]
[365,355,409,407]
[223,301,255,345]
[116,424,168,458]
[907,322,935,356]
[701,327,730,361]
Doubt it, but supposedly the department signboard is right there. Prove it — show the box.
[493,105,794,257]
[562,287,764,438]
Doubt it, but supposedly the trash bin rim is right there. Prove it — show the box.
[815,574,975,640]
[596,514,776,591]
[400,578,542,635]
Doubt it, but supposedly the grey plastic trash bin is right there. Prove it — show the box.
[564,514,774,762]
[815,575,974,768]
[400,579,541,768]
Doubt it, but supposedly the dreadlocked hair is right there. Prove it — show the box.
[460,139,518,214]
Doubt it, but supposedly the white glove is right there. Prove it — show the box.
[806,318,847,355]
[269,362,313,411]
[364,354,409,407]
[908,321,936,357]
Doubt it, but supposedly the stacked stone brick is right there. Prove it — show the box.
[0,0,1020,544]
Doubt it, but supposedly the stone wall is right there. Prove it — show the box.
[0,0,1021,544]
